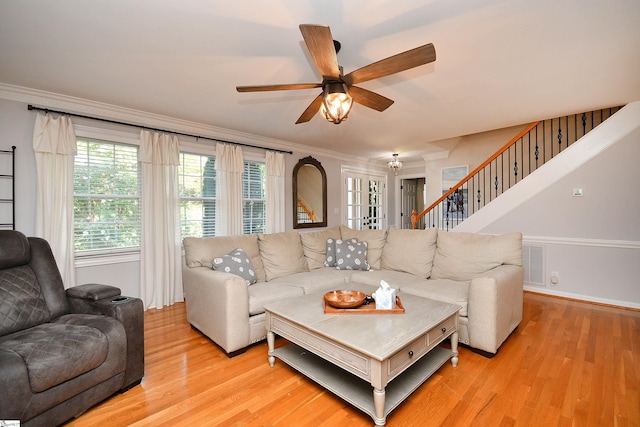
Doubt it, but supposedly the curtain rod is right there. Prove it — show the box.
[27,104,293,155]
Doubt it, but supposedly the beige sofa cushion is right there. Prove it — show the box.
[248,282,304,316]
[183,234,266,282]
[432,230,523,281]
[258,231,309,281]
[381,227,438,278]
[339,226,387,269]
[400,279,469,317]
[350,269,430,289]
[269,268,352,294]
[299,226,341,270]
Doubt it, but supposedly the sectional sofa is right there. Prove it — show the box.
[182,226,524,357]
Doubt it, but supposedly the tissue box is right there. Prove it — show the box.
[374,288,397,310]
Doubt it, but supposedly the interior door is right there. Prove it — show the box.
[401,179,416,229]
[344,172,386,230]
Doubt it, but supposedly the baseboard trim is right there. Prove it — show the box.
[524,287,640,311]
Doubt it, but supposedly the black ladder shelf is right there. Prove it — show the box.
[0,146,16,230]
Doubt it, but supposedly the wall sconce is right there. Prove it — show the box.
[388,153,403,175]
[321,82,353,124]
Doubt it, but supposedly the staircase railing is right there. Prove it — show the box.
[411,106,623,230]
[296,198,316,223]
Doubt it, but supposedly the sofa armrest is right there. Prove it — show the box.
[182,265,250,355]
[66,284,144,389]
[467,264,524,354]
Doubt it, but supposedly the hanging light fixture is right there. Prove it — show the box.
[388,153,403,175]
[321,82,353,124]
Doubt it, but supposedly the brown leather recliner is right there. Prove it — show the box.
[0,230,144,426]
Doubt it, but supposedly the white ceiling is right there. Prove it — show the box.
[1,0,639,162]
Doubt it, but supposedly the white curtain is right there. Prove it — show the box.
[32,113,77,288]
[215,143,244,236]
[265,151,285,233]
[139,130,183,310]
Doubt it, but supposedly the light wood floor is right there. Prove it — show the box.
[65,292,640,427]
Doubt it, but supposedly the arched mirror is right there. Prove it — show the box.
[293,156,327,229]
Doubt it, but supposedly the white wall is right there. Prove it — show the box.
[0,98,38,236]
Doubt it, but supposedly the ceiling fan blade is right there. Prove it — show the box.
[343,43,436,85]
[236,83,321,92]
[349,86,394,112]
[299,24,340,80]
[295,93,324,124]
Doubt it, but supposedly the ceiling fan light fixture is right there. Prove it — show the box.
[388,153,403,175]
[321,82,352,124]
[237,25,436,125]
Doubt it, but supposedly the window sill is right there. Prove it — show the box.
[75,250,140,268]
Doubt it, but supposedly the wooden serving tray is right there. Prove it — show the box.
[323,296,405,314]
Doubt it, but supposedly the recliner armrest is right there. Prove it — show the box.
[66,284,144,390]
[0,349,32,420]
[66,283,121,301]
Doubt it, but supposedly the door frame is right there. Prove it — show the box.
[341,166,388,230]
[394,172,427,229]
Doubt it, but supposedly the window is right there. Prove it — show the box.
[74,139,140,252]
[73,138,268,253]
[243,160,266,234]
[178,154,266,238]
[178,153,216,238]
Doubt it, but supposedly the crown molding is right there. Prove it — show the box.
[0,83,370,163]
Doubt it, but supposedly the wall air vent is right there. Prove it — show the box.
[523,244,545,287]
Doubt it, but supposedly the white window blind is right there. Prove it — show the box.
[243,160,266,235]
[179,152,216,238]
[73,139,140,252]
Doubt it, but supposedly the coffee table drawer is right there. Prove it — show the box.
[388,314,456,378]
[388,335,428,376]
[428,316,456,345]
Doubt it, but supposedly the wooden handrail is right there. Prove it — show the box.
[297,198,316,222]
[411,120,541,228]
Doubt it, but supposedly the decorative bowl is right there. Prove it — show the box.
[324,290,367,309]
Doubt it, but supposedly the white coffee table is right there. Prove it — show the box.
[265,284,460,426]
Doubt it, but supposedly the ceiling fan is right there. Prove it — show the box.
[236,24,436,124]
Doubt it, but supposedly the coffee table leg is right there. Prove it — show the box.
[267,330,275,367]
[373,387,386,426]
[451,331,459,367]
